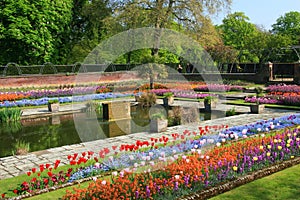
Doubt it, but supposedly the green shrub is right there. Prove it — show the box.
[0,108,22,123]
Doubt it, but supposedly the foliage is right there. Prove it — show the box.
[218,12,260,63]
[150,112,166,120]
[12,140,30,156]
[271,11,300,43]
[225,107,236,117]
[0,0,73,65]
[137,93,157,107]
[0,108,22,123]
[203,96,218,104]
[48,99,59,104]
[163,92,173,98]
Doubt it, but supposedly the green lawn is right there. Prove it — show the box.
[210,164,300,200]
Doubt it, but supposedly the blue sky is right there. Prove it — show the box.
[213,0,300,30]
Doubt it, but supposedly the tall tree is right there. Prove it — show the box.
[66,0,112,63]
[0,0,73,65]
[272,11,300,44]
[105,0,231,56]
[218,12,259,63]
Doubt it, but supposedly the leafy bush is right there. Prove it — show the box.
[0,108,22,123]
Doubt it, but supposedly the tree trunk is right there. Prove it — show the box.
[150,75,154,89]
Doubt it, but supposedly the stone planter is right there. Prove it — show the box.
[204,101,217,112]
[150,119,168,133]
[163,96,174,106]
[250,104,265,114]
[48,103,59,112]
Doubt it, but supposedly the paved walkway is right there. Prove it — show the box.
[0,99,298,180]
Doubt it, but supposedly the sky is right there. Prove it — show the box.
[213,0,300,30]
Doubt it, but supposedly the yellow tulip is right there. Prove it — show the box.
[291,155,295,159]
[286,144,290,148]
[253,157,258,161]
[277,146,282,150]
[267,152,271,157]
[267,145,272,149]
[233,166,238,171]
[259,145,264,150]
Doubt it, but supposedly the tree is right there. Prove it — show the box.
[218,12,260,63]
[66,0,112,63]
[272,11,300,44]
[105,0,231,56]
[0,0,74,65]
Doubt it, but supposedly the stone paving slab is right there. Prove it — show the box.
[0,100,298,180]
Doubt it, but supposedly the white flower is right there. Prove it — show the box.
[101,180,106,185]
[174,155,179,159]
[182,155,187,160]
[160,152,165,157]
[134,163,138,168]
[197,149,202,155]
[94,162,101,168]
[270,125,275,129]
[206,155,210,160]
[208,139,214,143]
[142,156,147,161]
[194,144,198,149]
[257,128,261,132]
[149,152,154,157]
[175,175,180,180]
[172,149,177,154]
[200,155,204,159]
[92,177,97,182]
[109,156,114,161]
[191,148,196,153]
[140,161,146,166]
[146,156,151,161]
[242,129,247,135]
[216,142,221,147]
[186,159,190,163]
[147,168,151,173]
[265,128,269,131]
[112,171,118,176]
[129,155,134,160]
[120,171,124,177]
[261,134,265,137]
[149,161,155,166]
[221,138,226,143]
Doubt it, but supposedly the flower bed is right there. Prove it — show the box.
[0,92,132,108]
[62,125,300,199]
[244,84,300,106]
[2,114,300,199]
[193,84,244,92]
[266,84,300,93]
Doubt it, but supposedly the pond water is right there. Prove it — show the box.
[0,106,225,158]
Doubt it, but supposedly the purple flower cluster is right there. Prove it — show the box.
[244,96,279,104]
[267,84,300,93]
[193,84,244,92]
[150,89,214,99]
